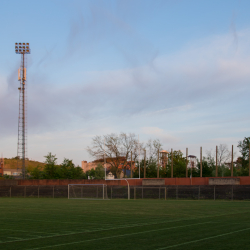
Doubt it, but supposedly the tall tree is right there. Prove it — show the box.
[28,153,86,179]
[238,137,250,173]
[87,133,142,177]
[146,139,163,163]
[59,158,85,179]
[163,150,186,178]
[206,144,231,166]
[43,152,58,179]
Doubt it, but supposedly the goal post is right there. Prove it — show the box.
[68,184,108,200]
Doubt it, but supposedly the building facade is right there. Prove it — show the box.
[81,157,135,176]
[3,168,22,176]
[0,156,4,176]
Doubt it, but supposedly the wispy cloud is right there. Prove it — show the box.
[141,127,180,144]
[2,28,250,136]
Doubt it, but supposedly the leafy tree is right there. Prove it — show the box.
[28,165,43,179]
[59,158,86,179]
[94,163,105,179]
[86,168,96,179]
[196,159,214,177]
[3,174,15,179]
[135,150,187,178]
[28,153,86,179]
[238,137,250,174]
[85,164,106,179]
[133,159,158,178]
[43,153,59,179]
[163,150,186,177]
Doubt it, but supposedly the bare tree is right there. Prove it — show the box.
[87,133,143,177]
[146,139,163,162]
[206,144,236,166]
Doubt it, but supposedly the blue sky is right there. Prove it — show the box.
[0,0,250,165]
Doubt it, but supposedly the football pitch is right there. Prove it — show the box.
[1,199,250,250]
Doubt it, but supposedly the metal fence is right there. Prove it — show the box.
[1,185,250,200]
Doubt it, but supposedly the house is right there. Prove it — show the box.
[81,157,136,176]
[0,156,3,176]
[3,168,22,176]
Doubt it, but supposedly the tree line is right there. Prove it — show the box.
[87,134,250,178]
[27,153,105,180]
[17,134,250,179]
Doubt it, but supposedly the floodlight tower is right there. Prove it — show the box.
[15,43,30,179]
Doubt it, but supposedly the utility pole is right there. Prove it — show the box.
[144,149,146,178]
[131,151,133,178]
[231,145,234,177]
[200,147,202,177]
[216,146,218,177]
[15,43,30,179]
[186,148,188,178]
[171,148,173,178]
[157,149,159,178]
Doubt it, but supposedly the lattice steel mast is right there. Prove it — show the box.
[15,43,30,179]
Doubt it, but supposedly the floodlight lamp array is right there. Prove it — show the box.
[15,43,30,54]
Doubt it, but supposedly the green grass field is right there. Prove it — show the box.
[1,198,250,250]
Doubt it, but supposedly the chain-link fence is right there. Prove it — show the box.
[0,186,68,198]
[1,185,250,200]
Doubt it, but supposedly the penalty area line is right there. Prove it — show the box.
[156,227,250,249]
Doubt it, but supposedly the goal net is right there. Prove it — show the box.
[68,184,108,200]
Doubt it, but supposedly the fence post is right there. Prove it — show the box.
[38,186,39,198]
[165,187,167,200]
[10,186,11,198]
[214,186,215,201]
[134,187,136,200]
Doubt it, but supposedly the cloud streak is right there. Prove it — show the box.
[2,28,250,136]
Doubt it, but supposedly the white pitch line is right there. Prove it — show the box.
[6,237,23,240]
[0,228,57,235]
[155,227,250,249]
[0,221,212,246]
[0,210,248,245]
[1,210,248,228]
[25,221,213,250]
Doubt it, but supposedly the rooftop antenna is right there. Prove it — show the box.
[15,42,30,179]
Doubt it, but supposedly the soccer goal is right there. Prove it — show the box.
[68,184,108,200]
